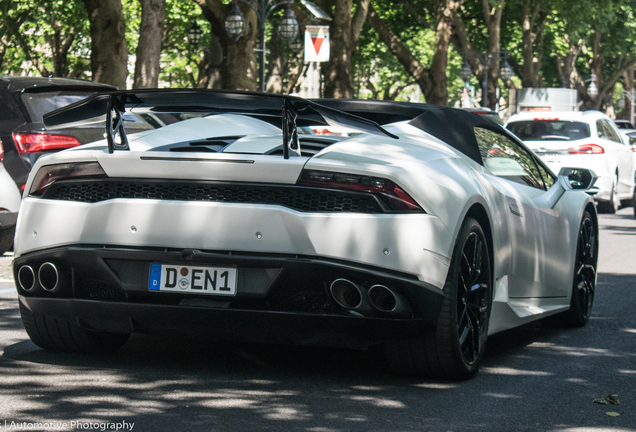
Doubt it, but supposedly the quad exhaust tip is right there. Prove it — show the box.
[368,284,412,318]
[17,265,36,292]
[329,278,375,316]
[38,262,59,292]
[330,278,412,318]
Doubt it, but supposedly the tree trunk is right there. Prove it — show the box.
[484,0,504,109]
[520,3,546,88]
[624,67,635,123]
[265,26,283,93]
[555,35,582,89]
[428,0,460,105]
[133,0,165,89]
[45,27,76,77]
[320,0,370,98]
[82,0,128,89]
[589,30,603,110]
[285,57,307,94]
[194,0,257,91]
[197,34,223,89]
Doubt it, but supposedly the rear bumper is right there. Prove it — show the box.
[18,296,430,348]
[14,245,444,348]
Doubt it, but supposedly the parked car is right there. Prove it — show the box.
[0,141,21,254]
[613,119,636,130]
[0,76,157,193]
[14,91,598,380]
[506,110,634,213]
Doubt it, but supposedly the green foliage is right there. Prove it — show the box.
[159,0,210,88]
[1,0,636,106]
[0,0,90,77]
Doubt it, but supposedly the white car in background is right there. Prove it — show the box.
[0,142,21,254]
[506,111,634,213]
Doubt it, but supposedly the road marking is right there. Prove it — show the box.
[0,288,16,293]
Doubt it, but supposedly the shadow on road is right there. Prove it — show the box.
[0,273,634,431]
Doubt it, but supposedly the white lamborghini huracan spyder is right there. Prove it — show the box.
[13,91,598,379]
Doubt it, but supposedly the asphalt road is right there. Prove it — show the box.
[0,208,635,432]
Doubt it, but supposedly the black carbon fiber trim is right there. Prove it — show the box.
[41,179,387,213]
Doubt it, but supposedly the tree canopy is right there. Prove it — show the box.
[1,0,635,115]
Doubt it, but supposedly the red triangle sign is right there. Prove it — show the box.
[311,37,324,54]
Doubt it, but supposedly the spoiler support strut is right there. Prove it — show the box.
[106,95,129,153]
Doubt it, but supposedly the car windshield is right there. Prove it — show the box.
[20,91,97,122]
[615,122,635,130]
[507,120,591,141]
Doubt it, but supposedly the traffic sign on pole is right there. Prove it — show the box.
[304,25,329,62]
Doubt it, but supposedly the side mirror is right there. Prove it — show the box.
[535,167,598,210]
[557,167,597,191]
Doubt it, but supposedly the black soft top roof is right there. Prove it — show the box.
[314,99,507,165]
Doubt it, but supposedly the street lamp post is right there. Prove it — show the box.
[460,50,513,108]
[225,0,299,92]
[186,22,203,86]
[187,22,203,47]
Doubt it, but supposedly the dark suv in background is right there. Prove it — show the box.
[0,77,130,192]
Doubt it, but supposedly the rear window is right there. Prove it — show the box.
[20,91,97,122]
[507,120,591,141]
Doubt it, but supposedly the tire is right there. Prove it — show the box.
[561,211,598,327]
[384,217,492,380]
[597,173,619,214]
[633,187,636,219]
[19,301,130,353]
[0,226,14,256]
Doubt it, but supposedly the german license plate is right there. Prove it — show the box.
[149,264,237,295]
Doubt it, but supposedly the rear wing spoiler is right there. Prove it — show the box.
[42,89,397,158]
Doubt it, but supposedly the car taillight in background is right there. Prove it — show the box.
[568,144,605,155]
[0,141,3,161]
[13,133,81,154]
[298,170,424,212]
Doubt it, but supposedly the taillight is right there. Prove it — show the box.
[29,162,107,196]
[568,144,605,155]
[0,141,3,161]
[298,170,424,212]
[13,133,81,154]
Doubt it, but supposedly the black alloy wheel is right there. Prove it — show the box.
[456,230,491,365]
[384,217,492,380]
[564,211,597,326]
